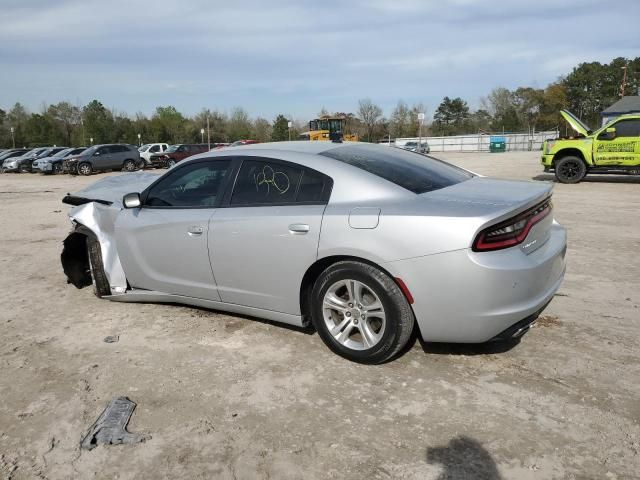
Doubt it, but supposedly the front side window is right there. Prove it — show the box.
[612,119,640,137]
[150,145,160,153]
[320,144,472,194]
[145,160,231,207]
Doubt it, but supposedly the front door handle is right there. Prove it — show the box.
[289,223,310,235]
[187,225,204,236]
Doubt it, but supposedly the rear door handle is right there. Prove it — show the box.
[289,223,310,234]
[187,225,204,236]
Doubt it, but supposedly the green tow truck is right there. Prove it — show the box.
[541,110,640,183]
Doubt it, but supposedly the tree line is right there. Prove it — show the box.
[1,56,637,148]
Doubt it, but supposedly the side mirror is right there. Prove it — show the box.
[123,192,141,209]
[600,127,616,140]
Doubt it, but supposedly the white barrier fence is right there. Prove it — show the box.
[394,130,559,152]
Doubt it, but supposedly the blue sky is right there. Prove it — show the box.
[1,0,638,121]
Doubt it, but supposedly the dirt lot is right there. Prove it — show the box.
[1,152,639,480]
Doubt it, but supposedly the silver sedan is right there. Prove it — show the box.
[61,142,566,363]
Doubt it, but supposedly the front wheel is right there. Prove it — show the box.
[87,237,111,298]
[52,163,63,174]
[77,162,93,176]
[311,261,415,364]
[555,156,586,184]
[167,159,176,168]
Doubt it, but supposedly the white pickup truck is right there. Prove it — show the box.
[138,143,169,166]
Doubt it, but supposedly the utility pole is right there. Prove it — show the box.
[620,64,629,97]
[206,116,211,150]
[418,112,425,152]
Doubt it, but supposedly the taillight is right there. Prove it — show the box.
[473,198,552,252]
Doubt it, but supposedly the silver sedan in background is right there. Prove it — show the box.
[61,142,566,363]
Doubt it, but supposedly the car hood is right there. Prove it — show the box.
[63,172,160,207]
[560,109,591,136]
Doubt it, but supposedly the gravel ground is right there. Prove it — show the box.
[0,151,638,480]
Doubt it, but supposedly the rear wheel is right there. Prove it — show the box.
[87,237,111,298]
[78,162,92,176]
[311,261,414,364]
[123,159,137,172]
[555,156,586,184]
[53,162,63,174]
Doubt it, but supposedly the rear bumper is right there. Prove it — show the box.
[386,223,567,343]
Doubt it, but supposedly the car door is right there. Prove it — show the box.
[209,157,332,315]
[594,119,640,166]
[92,146,113,170]
[115,158,233,300]
[113,145,130,169]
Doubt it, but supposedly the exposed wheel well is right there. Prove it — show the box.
[61,231,91,288]
[299,255,414,326]
[553,149,586,166]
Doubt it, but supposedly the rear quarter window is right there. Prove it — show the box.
[320,144,472,194]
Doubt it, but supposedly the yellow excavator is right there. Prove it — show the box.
[305,115,358,142]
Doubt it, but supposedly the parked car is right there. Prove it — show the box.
[402,140,430,154]
[0,148,30,171]
[149,144,209,168]
[230,139,259,147]
[33,147,88,174]
[2,147,58,173]
[138,143,169,167]
[63,144,142,175]
[60,142,566,364]
[23,147,69,172]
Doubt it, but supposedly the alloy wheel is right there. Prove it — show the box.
[322,279,386,350]
[559,160,580,180]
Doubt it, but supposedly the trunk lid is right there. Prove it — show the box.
[421,177,554,253]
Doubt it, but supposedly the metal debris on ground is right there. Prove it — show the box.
[103,335,119,343]
[81,396,150,450]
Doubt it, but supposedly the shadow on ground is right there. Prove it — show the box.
[532,173,640,184]
[427,436,502,480]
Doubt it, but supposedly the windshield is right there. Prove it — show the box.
[50,148,74,158]
[139,145,150,152]
[320,144,473,194]
[165,145,179,153]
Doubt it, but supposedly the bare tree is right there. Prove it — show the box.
[357,98,382,142]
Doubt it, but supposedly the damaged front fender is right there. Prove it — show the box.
[60,172,159,294]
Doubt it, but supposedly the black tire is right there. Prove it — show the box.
[555,156,586,184]
[167,159,176,168]
[78,162,93,176]
[310,261,415,364]
[52,163,63,174]
[87,237,111,298]
[123,159,137,172]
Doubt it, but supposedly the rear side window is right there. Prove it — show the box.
[320,144,472,194]
[231,160,302,205]
[297,169,329,202]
